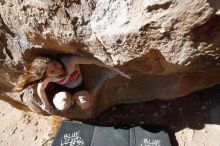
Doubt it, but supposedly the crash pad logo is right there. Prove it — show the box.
[142,138,161,146]
[60,131,84,146]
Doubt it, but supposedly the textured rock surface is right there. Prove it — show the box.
[0,0,220,119]
[0,100,56,146]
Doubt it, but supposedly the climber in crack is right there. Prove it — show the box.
[13,54,131,113]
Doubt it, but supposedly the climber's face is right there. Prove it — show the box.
[46,60,65,77]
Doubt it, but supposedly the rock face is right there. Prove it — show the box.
[0,0,220,119]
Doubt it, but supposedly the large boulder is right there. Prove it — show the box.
[0,0,220,119]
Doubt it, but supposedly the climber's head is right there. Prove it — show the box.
[46,60,65,78]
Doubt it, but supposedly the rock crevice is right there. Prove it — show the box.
[0,0,220,119]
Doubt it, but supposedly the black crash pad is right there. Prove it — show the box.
[52,121,171,146]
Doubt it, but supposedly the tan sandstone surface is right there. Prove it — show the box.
[0,0,220,117]
[1,0,220,145]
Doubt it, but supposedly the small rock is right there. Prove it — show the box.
[34,128,38,132]
[159,28,166,33]
[25,119,31,124]
[1,130,5,134]
[20,136,24,140]
[25,115,30,119]
[33,136,38,141]
[11,127,17,135]
[34,121,38,126]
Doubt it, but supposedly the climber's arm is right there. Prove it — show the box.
[37,77,54,111]
[69,55,131,79]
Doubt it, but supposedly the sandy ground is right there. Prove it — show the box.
[0,100,64,146]
[0,84,220,146]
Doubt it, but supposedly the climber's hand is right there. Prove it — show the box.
[118,71,132,79]
[42,103,55,114]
